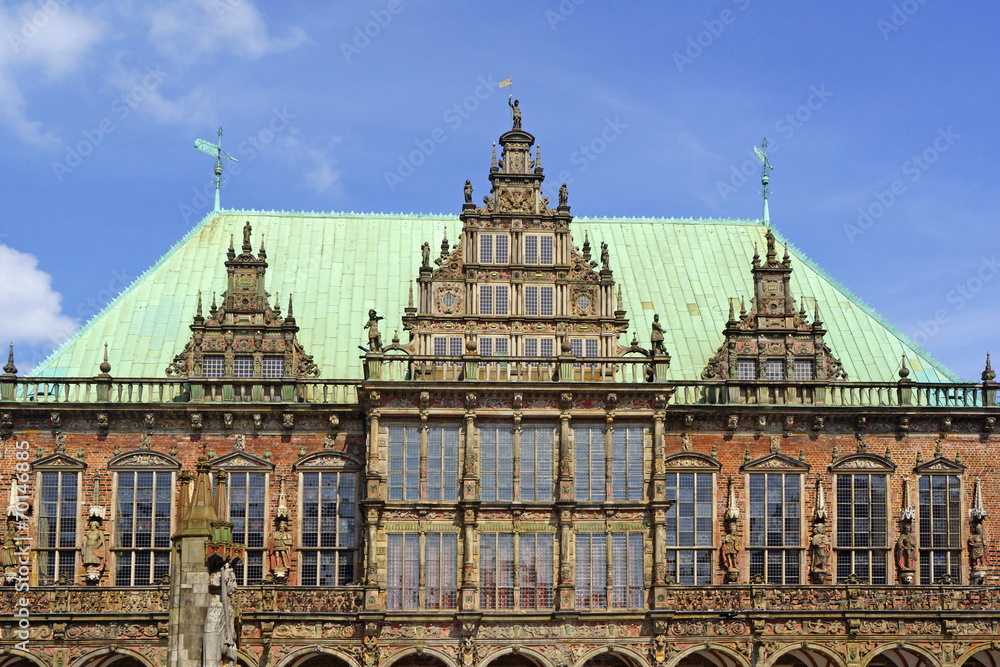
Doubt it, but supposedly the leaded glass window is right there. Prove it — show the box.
[836,474,888,584]
[300,471,358,586]
[227,471,266,585]
[479,284,509,315]
[387,533,458,610]
[575,426,643,502]
[388,426,459,501]
[748,473,802,584]
[480,233,509,264]
[736,358,755,380]
[524,234,554,265]
[523,337,554,357]
[37,471,78,584]
[524,285,554,316]
[480,425,554,502]
[115,471,172,586]
[203,355,224,378]
[919,475,962,584]
[664,472,714,584]
[764,359,784,380]
[480,533,514,609]
[576,532,643,609]
[262,356,284,378]
[233,355,253,378]
[481,425,514,501]
[793,359,814,380]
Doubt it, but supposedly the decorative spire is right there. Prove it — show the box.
[534,144,542,172]
[408,282,414,309]
[751,243,760,268]
[276,476,290,518]
[724,476,740,520]
[98,343,111,376]
[970,479,987,523]
[616,285,624,312]
[213,470,230,521]
[195,291,203,320]
[900,478,915,522]
[814,480,828,521]
[755,138,773,226]
[210,292,218,317]
[227,235,235,261]
[582,231,592,263]
[193,127,237,213]
[287,294,294,318]
[2,343,16,376]
[813,301,823,328]
[983,353,996,383]
[490,142,498,172]
[258,234,266,261]
[727,299,737,327]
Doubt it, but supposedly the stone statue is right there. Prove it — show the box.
[364,309,383,352]
[895,522,916,571]
[268,517,293,577]
[242,221,252,246]
[508,97,521,130]
[82,520,107,574]
[651,314,666,355]
[558,182,568,207]
[421,242,430,267]
[600,242,610,271]
[969,523,987,568]
[811,523,831,574]
[203,565,238,667]
[720,523,741,571]
[1,518,16,573]
[463,180,473,204]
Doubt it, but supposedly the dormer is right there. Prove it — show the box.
[166,222,319,379]
[702,229,845,382]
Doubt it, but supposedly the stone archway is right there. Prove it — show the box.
[961,647,1000,667]
[385,651,455,667]
[669,647,747,667]
[862,647,936,667]
[290,656,353,667]
[0,654,48,667]
[74,656,150,667]
[769,646,845,667]
[483,651,552,667]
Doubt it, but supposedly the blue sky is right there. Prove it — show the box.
[1,0,997,380]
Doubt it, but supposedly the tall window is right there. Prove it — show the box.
[300,471,358,585]
[227,471,266,585]
[748,473,801,584]
[388,426,459,501]
[115,471,172,586]
[664,472,714,584]
[480,233,509,264]
[919,475,962,584]
[524,285,554,316]
[524,234,554,265]
[576,532,643,609]
[836,474,888,583]
[480,425,554,502]
[479,284,509,315]
[480,532,554,609]
[575,426,643,502]
[764,360,784,380]
[387,533,457,610]
[36,471,78,584]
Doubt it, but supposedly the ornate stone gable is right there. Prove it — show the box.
[165,222,319,379]
[211,450,273,470]
[914,456,965,474]
[401,109,637,361]
[829,453,896,473]
[742,452,809,472]
[702,229,845,382]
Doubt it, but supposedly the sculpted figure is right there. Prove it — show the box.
[811,523,830,572]
[364,309,383,352]
[1,519,16,570]
[463,180,473,204]
[651,314,666,355]
[268,518,293,573]
[600,242,610,271]
[969,523,987,568]
[508,97,522,129]
[82,520,107,569]
[421,242,431,267]
[895,522,916,571]
[720,523,741,570]
[558,182,568,207]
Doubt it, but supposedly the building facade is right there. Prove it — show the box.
[2,115,1000,667]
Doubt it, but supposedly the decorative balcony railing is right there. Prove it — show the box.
[2,586,169,614]
[0,377,359,405]
[2,364,995,408]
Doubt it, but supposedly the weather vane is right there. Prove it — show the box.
[754,138,774,226]
[194,127,238,212]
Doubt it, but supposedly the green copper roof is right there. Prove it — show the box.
[31,210,959,383]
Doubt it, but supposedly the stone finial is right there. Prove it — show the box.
[210,292,218,316]
[898,354,910,380]
[490,142,497,171]
[2,344,16,376]
[983,353,996,383]
[227,234,235,261]
[98,343,111,376]
[287,294,294,319]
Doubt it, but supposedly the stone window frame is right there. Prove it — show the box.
[662,453,720,585]
[211,451,274,586]
[31,453,85,585]
[829,453,896,585]
[742,453,809,585]
[913,457,966,585]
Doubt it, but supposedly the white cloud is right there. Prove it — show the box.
[0,2,106,145]
[277,134,342,195]
[0,244,78,347]
[146,0,306,65]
